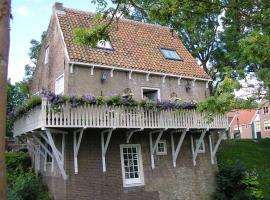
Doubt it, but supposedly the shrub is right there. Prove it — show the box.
[213,162,264,200]
[6,152,51,200]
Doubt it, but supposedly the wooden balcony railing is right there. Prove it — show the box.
[13,98,228,137]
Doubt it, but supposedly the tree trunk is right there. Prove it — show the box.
[0,0,11,199]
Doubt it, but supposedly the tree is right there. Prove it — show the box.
[0,0,11,199]
[6,80,29,137]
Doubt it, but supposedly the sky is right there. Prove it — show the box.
[9,0,98,83]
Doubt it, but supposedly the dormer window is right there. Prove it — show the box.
[97,40,113,50]
[160,48,182,61]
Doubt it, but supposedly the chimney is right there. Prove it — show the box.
[53,2,63,10]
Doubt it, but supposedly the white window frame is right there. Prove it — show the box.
[120,144,144,188]
[141,87,161,101]
[55,74,64,95]
[45,46,49,64]
[264,120,270,131]
[96,40,113,50]
[255,121,261,132]
[195,138,205,153]
[156,140,167,155]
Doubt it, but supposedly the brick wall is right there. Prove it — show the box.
[42,129,217,200]
[67,66,208,101]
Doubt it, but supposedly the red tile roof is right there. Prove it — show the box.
[56,7,210,79]
[228,109,258,126]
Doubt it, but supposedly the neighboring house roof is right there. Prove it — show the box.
[228,109,258,126]
[56,7,210,79]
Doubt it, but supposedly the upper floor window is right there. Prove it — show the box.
[45,46,49,64]
[156,140,167,155]
[263,106,268,114]
[160,48,182,61]
[55,74,64,95]
[120,144,144,187]
[264,120,270,131]
[141,87,160,101]
[96,40,113,50]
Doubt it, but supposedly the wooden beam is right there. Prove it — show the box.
[126,128,143,143]
[149,129,165,169]
[101,129,114,172]
[73,128,84,174]
[191,129,207,166]
[46,130,68,180]
[171,129,187,168]
[210,131,226,164]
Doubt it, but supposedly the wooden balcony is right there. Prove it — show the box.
[13,98,228,137]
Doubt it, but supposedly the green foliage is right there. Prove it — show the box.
[106,95,122,106]
[73,13,110,48]
[197,77,241,114]
[15,95,42,119]
[5,152,51,200]
[217,139,270,199]
[214,162,252,200]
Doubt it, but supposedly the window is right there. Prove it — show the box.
[195,139,205,153]
[156,140,167,155]
[46,144,53,164]
[55,74,64,95]
[255,121,261,132]
[45,46,49,64]
[96,40,113,50]
[120,144,144,187]
[160,48,182,60]
[264,120,270,131]
[141,87,160,101]
[263,107,268,114]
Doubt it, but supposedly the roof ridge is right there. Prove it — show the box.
[62,7,169,30]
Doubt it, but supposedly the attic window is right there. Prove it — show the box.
[96,40,112,50]
[160,48,182,61]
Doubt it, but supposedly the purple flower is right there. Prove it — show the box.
[82,95,96,104]
[162,100,173,109]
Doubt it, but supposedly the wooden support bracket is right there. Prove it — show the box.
[149,129,165,169]
[126,128,143,143]
[46,130,68,180]
[73,128,85,174]
[101,129,114,172]
[209,131,226,164]
[171,129,187,168]
[191,129,207,166]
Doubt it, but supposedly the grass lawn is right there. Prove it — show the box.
[217,139,270,199]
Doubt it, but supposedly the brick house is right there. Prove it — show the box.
[258,100,270,138]
[13,3,228,200]
[228,109,260,139]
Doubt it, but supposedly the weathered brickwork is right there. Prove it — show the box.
[39,130,217,200]
[68,66,208,101]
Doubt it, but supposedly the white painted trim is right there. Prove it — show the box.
[191,129,207,166]
[73,128,85,174]
[101,129,114,172]
[171,129,187,167]
[210,131,226,164]
[46,130,68,180]
[68,61,211,82]
[126,129,143,143]
[55,12,70,61]
[55,73,64,95]
[120,144,144,187]
[149,129,164,169]
[141,87,161,101]
[156,140,167,155]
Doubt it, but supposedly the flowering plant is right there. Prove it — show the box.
[12,91,198,119]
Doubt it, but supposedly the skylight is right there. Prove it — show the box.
[160,48,182,61]
[97,40,113,50]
